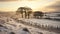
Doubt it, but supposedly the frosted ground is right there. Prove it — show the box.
[0,17,60,34]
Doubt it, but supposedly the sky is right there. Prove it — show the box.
[0,0,60,12]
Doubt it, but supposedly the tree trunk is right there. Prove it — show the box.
[25,12,27,18]
[22,13,23,18]
[28,14,30,19]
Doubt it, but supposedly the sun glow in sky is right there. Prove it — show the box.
[0,0,60,12]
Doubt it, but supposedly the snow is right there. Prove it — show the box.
[21,18,60,27]
[0,17,60,34]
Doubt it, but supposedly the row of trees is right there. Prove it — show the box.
[16,7,44,19]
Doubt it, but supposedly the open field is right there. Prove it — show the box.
[0,12,60,34]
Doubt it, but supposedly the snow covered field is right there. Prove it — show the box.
[0,17,60,34]
[21,18,60,27]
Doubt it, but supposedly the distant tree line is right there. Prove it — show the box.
[16,7,44,19]
[33,11,44,19]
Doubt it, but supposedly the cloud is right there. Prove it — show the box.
[0,0,47,2]
[46,1,60,8]
[0,0,18,1]
[44,1,60,12]
[0,0,34,1]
